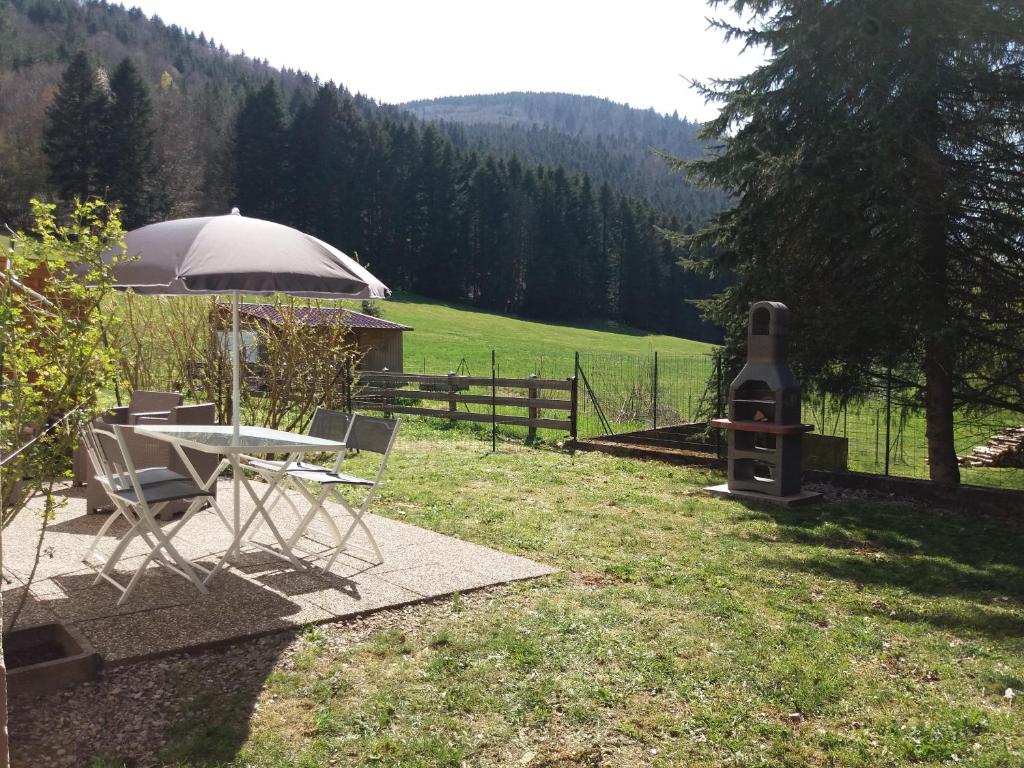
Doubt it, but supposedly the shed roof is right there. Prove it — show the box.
[228,302,412,331]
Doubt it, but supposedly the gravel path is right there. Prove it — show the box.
[8,589,501,767]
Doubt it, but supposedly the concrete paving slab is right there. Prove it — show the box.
[2,585,61,632]
[704,483,822,506]
[2,479,556,664]
[41,568,201,623]
[378,563,514,598]
[297,574,424,618]
[74,593,331,663]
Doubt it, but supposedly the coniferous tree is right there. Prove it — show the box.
[412,126,463,300]
[42,51,109,201]
[331,96,371,251]
[232,80,289,220]
[104,57,164,228]
[469,156,514,309]
[688,0,1024,483]
[287,84,342,236]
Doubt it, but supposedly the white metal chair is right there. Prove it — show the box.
[79,423,214,605]
[243,411,400,571]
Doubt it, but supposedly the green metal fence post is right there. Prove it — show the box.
[652,351,659,430]
[570,359,579,448]
[345,356,353,413]
[884,368,892,476]
[382,367,391,419]
[715,352,724,458]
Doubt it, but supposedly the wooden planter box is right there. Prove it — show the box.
[4,622,100,698]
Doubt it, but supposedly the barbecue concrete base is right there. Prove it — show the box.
[2,482,555,666]
[704,483,822,506]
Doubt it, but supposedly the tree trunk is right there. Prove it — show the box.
[1,577,9,768]
[924,335,960,484]
[907,17,959,486]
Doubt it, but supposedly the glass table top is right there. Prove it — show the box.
[133,424,345,454]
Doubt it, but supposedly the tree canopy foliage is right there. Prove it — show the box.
[687,0,1024,483]
[0,199,125,522]
[405,92,728,219]
[225,82,724,336]
[0,0,726,341]
[42,51,164,228]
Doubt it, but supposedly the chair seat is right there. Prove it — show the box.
[286,468,374,486]
[245,458,330,474]
[110,478,213,505]
[97,467,189,491]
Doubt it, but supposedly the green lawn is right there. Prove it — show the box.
[379,292,713,378]
[153,432,1023,767]
[369,295,1022,490]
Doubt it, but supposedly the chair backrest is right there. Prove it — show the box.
[167,402,216,426]
[307,407,353,442]
[129,390,182,414]
[80,423,129,491]
[347,415,399,455]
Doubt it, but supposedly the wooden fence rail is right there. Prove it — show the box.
[352,371,578,440]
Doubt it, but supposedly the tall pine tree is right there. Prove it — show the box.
[104,58,164,228]
[42,51,109,202]
[688,0,1024,484]
[232,80,289,220]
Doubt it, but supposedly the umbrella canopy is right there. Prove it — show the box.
[105,210,389,299]
[98,211,390,443]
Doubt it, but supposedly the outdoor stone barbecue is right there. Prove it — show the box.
[709,301,818,504]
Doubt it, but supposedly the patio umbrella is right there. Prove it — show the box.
[100,209,389,441]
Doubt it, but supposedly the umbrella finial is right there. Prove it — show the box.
[230,207,241,216]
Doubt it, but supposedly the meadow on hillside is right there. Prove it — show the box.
[380,293,713,379]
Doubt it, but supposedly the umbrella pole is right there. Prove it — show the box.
[232,290,241,544]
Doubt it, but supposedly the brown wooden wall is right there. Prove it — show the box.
[353,328,404,373]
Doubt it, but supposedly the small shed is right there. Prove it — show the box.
[224,303,412,372]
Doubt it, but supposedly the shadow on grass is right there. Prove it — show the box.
[739,499,1024,641]
[8,604,295,768]
[157,638,294,768]
[6,561,325,766]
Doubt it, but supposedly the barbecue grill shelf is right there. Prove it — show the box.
[711,418,814,436]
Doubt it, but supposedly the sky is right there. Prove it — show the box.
[127,0,763,122]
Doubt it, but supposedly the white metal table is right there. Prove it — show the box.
[133,424,346,582]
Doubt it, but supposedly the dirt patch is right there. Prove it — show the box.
[4,640,66,669]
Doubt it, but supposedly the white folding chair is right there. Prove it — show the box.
[79,423,214,605]
[239,407,354,547]
[244,412,400,571]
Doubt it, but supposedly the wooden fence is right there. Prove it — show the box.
[352,371,578,440]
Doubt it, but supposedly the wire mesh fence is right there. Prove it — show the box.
[802,383,1024,490]
[575,352,1023,491]
[353,348,1023,491]
[575,352,718,438]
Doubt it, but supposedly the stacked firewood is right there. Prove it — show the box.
[958,426,1024,467]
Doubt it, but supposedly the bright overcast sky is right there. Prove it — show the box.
[127,0,762,121]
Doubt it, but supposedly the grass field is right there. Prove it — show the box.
[150,432,1024,767]
[379,292,713,379]
[367,294,1022,490]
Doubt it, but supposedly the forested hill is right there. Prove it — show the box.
[0,0,724,342]
[0,0,387,225]
[404,92,726,219]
